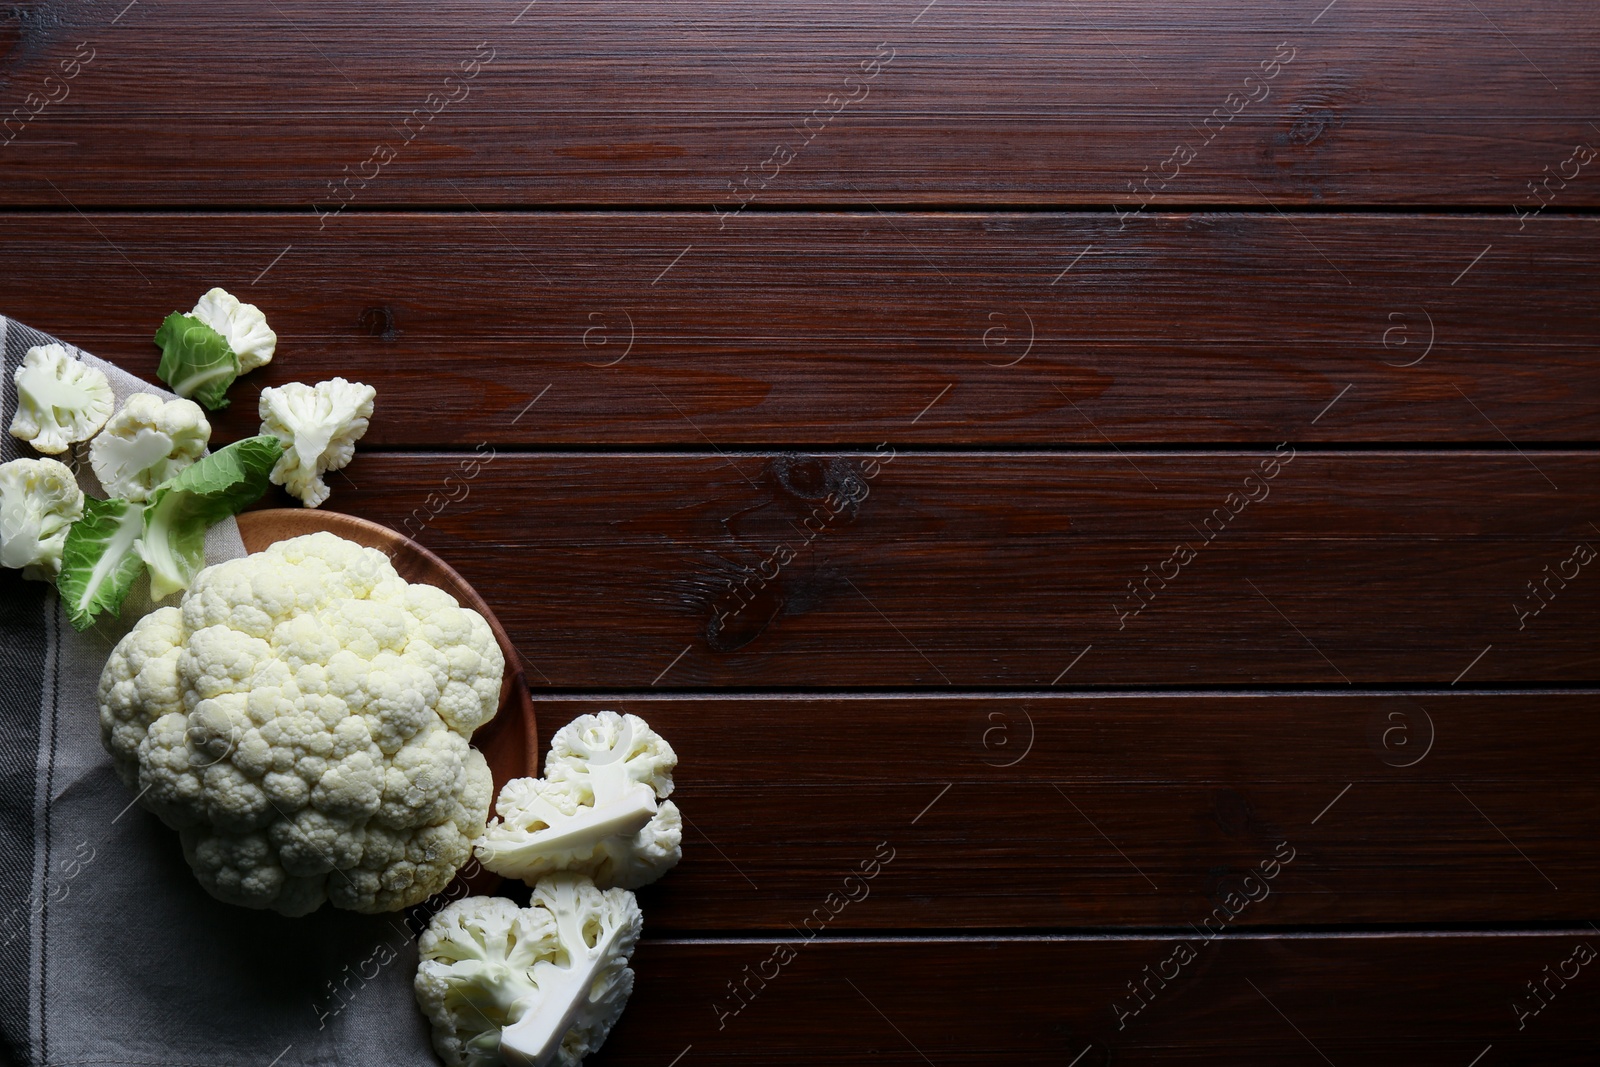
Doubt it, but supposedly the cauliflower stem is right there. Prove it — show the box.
[501,876,641,1067]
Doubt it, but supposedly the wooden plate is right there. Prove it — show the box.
[236,509,537,892]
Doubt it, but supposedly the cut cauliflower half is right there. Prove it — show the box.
[258,378,376,508]
[89,392,212,502]
[9,344,114,454]
[190,286,277,373]
[414,875,642,1067]
[414,896,562,1067]
[96,530,505,916]
[477,712,682,891]
[0,457,85,580]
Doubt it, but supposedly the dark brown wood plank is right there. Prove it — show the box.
[1,2,1595,206]
[549,693,1600,931]
[3,213,1597,444]
[602,933,1595,1064]
[326,452,1600,687]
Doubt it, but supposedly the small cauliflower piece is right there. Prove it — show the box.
[0,457,85,580]
[190,287,277,374]
[259,378,376,508]
[414,874,642,1067]
[89,392,211,502]
[477,712,682,891]
[8,344,114,454]
[97,531,504,915]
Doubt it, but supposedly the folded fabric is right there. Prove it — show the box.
[0,316,433,1067]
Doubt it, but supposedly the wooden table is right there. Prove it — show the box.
[4,2,1597,1062]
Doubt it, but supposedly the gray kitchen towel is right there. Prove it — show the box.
[0,317,434,1067]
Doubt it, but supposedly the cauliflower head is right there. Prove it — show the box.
[89,392,212,502]
[415,875,642,1067]
[96,531,505,916]
[258,378,376,508]
[8,344,114,454]
[0,457,85,580]
[191,286,277,373]
[477,712,682,891]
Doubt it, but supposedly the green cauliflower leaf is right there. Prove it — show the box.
[140,434,282,600]
[58,496,147,631]
[154,312,241,410]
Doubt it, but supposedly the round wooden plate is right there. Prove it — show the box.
[237,509,537,893]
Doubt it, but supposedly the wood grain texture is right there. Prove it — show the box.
[0,2,1595,206]
[4,3,1597,1059]
[600,933,1595,1064]
[531,693,1600,931]
[324,452,1600,687]
[2,213,1597,444]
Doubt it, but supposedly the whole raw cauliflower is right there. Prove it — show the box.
[97,531,503,916]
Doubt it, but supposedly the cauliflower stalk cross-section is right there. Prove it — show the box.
[477,712,682,891]
[8,344,114,454]
[0,457,85,580]
[89,392,212,502]
[259,377,377,508]
[414,875,642,1067]
[97,531,503,916]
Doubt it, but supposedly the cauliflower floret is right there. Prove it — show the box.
[96,531,505,916]
[0,457,85,580]
[8,344,114,454]
[415,875,641,1067]
[477,712,683,891]
[181,829,287,905]
[258,378,376,508]
[88,392,211,501]
[190,286,277,373]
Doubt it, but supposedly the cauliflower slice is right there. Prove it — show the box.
[0,457,85,580]
[414,896,562,1067]
[88,392,212,502]
[190,286,277,373]
[414,875,641,1067]
[258,378,376,508]
[8,344,114,454]
[477,712,682,890]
